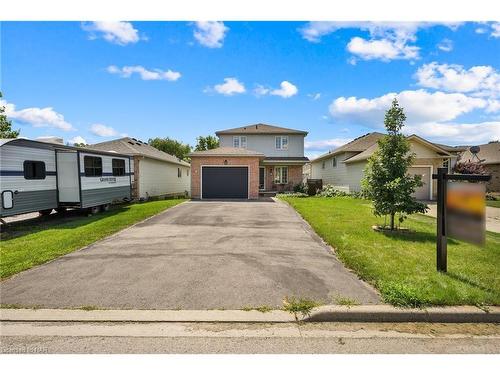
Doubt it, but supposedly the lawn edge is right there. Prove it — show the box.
[1,305,498,323]
[0,199,188,281]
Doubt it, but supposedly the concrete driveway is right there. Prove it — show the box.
[0,200,379,309]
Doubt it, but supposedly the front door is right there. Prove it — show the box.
[259,167,265,190]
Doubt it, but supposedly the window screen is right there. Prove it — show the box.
[23,161,46,180]
[112,159,126,176]
[84,156,103,177]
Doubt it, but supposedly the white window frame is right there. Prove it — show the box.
[233,136,247,148]
[274,166,288,184]
[275,136,289,150]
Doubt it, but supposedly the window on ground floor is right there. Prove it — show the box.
[112,158,126,176]
[84,156,102,177]
[274,166,288,184]
[23,160,46,180]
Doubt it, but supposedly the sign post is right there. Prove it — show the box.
[432,168,490,273]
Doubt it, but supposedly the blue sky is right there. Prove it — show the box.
[1,21,499,158]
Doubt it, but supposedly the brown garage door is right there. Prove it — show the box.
[408,167,431,200]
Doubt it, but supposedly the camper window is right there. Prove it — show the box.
[23,161,46,180]
[84,156,103,177]
[112,159,126,176]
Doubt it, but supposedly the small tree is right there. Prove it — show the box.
[148,137,192,161]
[195,135,219,151]
[0,92,20,138]
[362,99,427,230]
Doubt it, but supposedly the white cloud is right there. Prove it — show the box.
[329,89,486,126]
[437,38,453,52]
[209,77,246,96]
[308,93,321,100]
[254,81,299,98]
[299,22,460,62]
[347,36,419,61]
[405,121,500,145]
[82,21,141,45]
[69,136,87,145]
[1,99,73,131]
[415,62,500,96]
[305,138,352,151]
[193,21,228,48]
[90,123,118,137]
[492,22,500,38]
[107,65,181,81]
[270,81,298,98]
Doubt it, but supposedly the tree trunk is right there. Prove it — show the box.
[390,213,395,230]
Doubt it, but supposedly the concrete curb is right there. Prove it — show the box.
[1,305,499,323]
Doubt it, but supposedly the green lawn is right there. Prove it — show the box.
[486,200,500,208]
[280,196,500,307]
[0,199,186,279]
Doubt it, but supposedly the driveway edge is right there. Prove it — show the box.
[2,305,498,323]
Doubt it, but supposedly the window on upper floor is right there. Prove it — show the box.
[233,136,247,148]
[275,136,288,150]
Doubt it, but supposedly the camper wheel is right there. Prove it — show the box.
[39,209,53,216]
[88,206,101,215]
[101,204,110,212]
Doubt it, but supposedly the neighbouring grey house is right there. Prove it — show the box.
[309,132,464,200]
[89,137,190,199]
[459,141,500,192]
[189,123,309,199]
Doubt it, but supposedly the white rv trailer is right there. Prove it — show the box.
[0,138,132,218]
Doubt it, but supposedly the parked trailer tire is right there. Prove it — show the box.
[101,203,110,212]
[39,209,53,216]
[88,206,101,215]
[55,207,67,214]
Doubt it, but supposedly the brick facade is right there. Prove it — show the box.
[485,164,500,193]
[190,156,261,199]
[263,164,304,192]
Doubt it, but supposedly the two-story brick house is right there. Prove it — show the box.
[189,123,309,199]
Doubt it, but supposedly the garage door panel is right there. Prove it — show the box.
[408,167,431,200]
[202,167,248,199]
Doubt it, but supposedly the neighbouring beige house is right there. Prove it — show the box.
[459,141,500,193]
[309,132,464,200]
[89,137,190,199]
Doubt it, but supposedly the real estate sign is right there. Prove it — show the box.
[446,182,486,245]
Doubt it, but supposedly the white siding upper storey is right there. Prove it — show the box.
[218,134,305,158]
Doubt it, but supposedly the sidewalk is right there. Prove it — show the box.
[425,203,500,233]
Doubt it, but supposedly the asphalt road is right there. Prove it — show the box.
[1,322,499,354]
[0,200,379,309]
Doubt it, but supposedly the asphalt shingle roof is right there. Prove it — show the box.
[88,137,190,167]
[189,147,265,157]
[215,123,308,135]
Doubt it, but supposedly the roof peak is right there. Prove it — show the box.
[215,123,308,135]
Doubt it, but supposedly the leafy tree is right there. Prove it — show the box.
[362,98,427,230]
[73,143,88,148]
[0,92,20,138]
[194,135,219,151]
[148,137,192,161]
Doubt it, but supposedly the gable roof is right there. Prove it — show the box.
[343,134,453,164]
[459,142,500,165]
[88,137,190,167]
[215,123,308,136]
[189,147,265,157]
[311,132,385,162]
